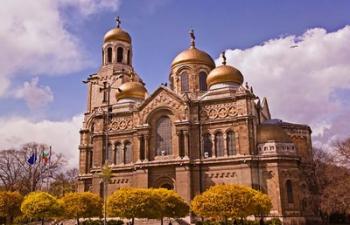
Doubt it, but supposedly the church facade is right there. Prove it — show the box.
[78,19,320,225]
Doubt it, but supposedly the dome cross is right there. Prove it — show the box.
[189,29,196,48]
[222,51,227,65]
[115,16,121,28]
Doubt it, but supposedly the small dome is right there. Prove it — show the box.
[104,27,131,43]
[171,47,215,68]
[206,64,244,87]
[257,124,292,144]
[116,81,147,101]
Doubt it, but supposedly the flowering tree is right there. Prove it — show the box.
[150,188,189,225]
[191,184,272,223]
[0,191,23,224]
[61,192,102,225]
[21,192,62,225]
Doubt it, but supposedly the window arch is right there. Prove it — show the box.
[203,133,212,158]
[199,71,208,91]
[227,131,236,156]
[156,116,172,156]
[215,132,224,157]
[180,72,189,92]
[117,47,123,63]
[107,47,112,63]
[140,135,145,161]
[179,131,185,158]
[124,142,132,164]
[115,143,123,164]
[286,180,294,204]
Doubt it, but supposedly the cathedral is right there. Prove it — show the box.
[78,19,320,225]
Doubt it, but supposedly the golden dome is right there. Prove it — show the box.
[171,47,215,68]
[104,27,131,43]
[116,82,147,101]
[257,124,292,144]
[206,64,244,87]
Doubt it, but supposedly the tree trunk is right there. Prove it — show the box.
[161,217,163,225]
[77,217,80,225]
[224,216,228,225]
[42,218,44,225]
[132,217,135,225]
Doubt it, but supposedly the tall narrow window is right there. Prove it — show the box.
[124,142,132,164]
[286,180,294,204]
[117,47,123,63]
[156,116,172,156]
[115,143,123,164]
[89,150,93,169]
[107,143,113,163]
[140,136,145,160]
[179,131,185,158]
[203,133,212,158]
[99,182,104,198]
[107,47,112,63]
[180,72,189,92]
[215,132,224,157]
[227,131,236,156]
[199,72,208,91]
[127,50,131,65]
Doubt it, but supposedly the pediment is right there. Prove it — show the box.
[137,86,187,124]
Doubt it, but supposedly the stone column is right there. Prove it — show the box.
[121,143,125,164]
[112,142,116,165]
[176,130,182,158]
[223,133,228,157]
[183,130,189,159]
[211,134,216,158]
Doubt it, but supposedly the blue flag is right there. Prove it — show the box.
[27,152,37,165]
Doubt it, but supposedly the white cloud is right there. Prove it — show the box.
[0,114,83,167]
[222,26,350,146]
[0,0,121,96]
[58,0,121,16]
[12,77,54,110]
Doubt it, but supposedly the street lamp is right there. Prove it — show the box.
[84,74,122,225]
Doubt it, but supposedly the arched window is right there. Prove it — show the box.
[199,71,208,91]
[127,50,131,65]
[124,142,132,164]
[203,133,212,158]
[156,116,172,156]
[215,132,224,157]
[117,47,123,63]
[115,143,123,164]
[180,72,189,92]
[107,47,112,63]
[227,131,236,156]
[286,180,294,204]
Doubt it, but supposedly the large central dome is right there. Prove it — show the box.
[171,46,215,68]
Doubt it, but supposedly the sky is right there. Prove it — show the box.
[0,0,349,167]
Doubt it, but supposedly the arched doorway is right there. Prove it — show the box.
[160,183,174,190]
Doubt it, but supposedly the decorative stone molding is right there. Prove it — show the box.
[201,102,238,120]
[109,116,133,130]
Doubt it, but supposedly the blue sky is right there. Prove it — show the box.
[0,0,349,165]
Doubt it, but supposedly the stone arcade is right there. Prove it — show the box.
[78,19,320,225]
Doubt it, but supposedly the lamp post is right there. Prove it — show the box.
[84,75,121,225]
